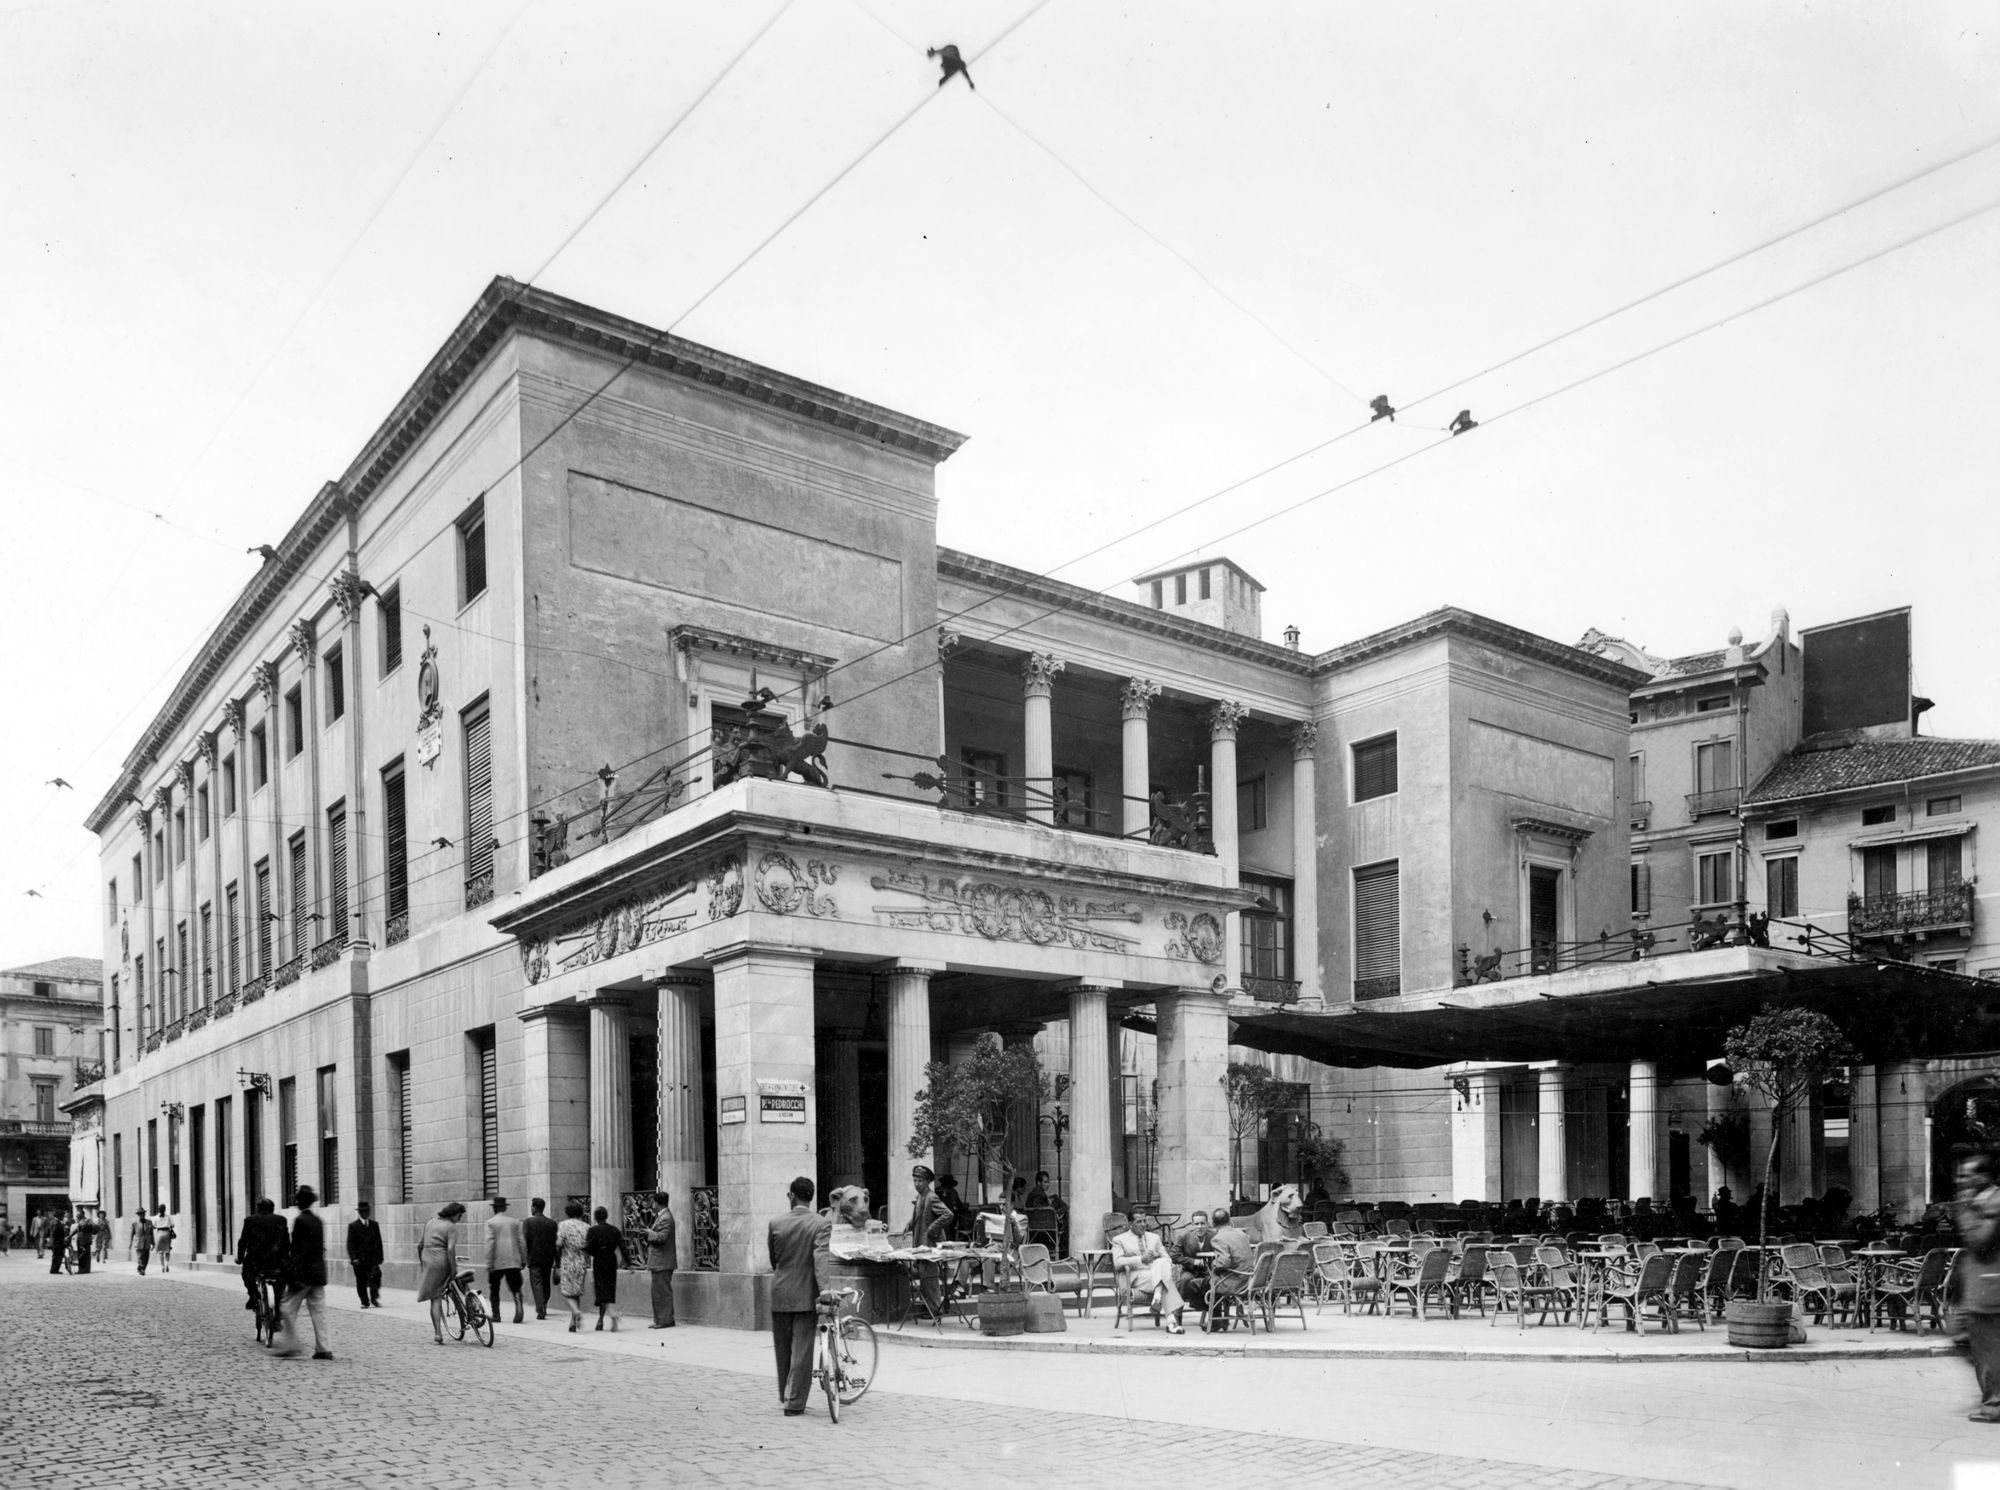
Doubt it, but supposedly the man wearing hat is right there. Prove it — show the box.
[907,1165,955,1320]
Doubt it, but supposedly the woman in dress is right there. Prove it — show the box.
[153,1206,175,1273]
[556,1201,591,1332]
[584,1205,624,1332]
[415,1201,465,1344]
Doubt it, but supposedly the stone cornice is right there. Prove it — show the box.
[1308,607,1653,693]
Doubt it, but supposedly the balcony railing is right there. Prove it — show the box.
[241,973,270,1004]
[273,955,304,989]
[1849,883,1976,939]
[162,1017,187,1043]
[1241,976,1301,1005]
[186,1006,210,1032]
[1686,786,1742,818]
[1354,974,1401,1001]
[1629,799,1653,829]
[385,910,411,946]
[73,1060,104,1086]
[142,1030,163,1055]
[0,1119,71,1137]
[465,871,495,909]
[310,936,345,971]
[212,989,239,1018]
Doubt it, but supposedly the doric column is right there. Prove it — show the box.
[656,977,707,1267]
[710,944,817,1288]
[1065,984,1114,1249]
[1120,678,1160,838]
[1022,653,1064,825]
[1703,1064,1733,1200]
[224,700,253,980]
[1537,1064,1568,1204]
[827,1028,865,1191]
[1289,720,1321,1007]
[332,569,370,950]
[255,661,286,962]
[587,995,634,1214]
[885,963,938,1201]
[1628,1060,1658,1202]
[1779,1085,1816,1205]
[290,619,322,957]
[1877,1060,1927,1222]
[519,1003,590,1213]
[1154,986,1231,1222]
[994,1022,1043,1178]
[1851,1064,1881,1212]
[1208,701,1250,990]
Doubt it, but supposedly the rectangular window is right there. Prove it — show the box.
[1174,573,1187,605]
[1930,795,1962,817]
[133,956,144,1033]
[147,1118,159,1210]
[167,1109,181,1211]
[1628,753,1645,803]
[1862,804,1895,827]
[1934,958,1962,974]
[1765,819,1798,840]
[174,808,186,863]
[317,1065,339,1205]
[389,1050,413,1203]
[222,754,236,817]
[1697,695,1732,713]
[960,747,1009,810]
[285,687,304,759]
[196,784,210,842]
[459,498,488,605]
[32,1080,55,1124]
[251,724,268,789]
[175,921,188,1016]
[1199,567,1211,600]
[1929,837,1964,889]
[1241,875,1292,981]
[1697,850,1733,906]
[380,585,403,674]
[107,877,118,926]
[474,1028,500,1197]
[214,1094,232,1249]
[1767,856,1799,919]
[326,801,348,941]
[1352,734,1398,802]
[278,1077,298,1207]
[463,701,495,905]
[244,1088,263,1209]
[1694,739,1734,794]
[1352,860,1400,1000]
[288,831,309,957]
[188,1104,205,1254]
[325,645,345,722]
[1149,579,1163,609]
[1237,775,1269,833]
[113,1132,124,1219]
[1862,844,1897,900]
[32,1025,53,1056]
[154,831,166,882]
[1630,860,1652,916]
[132,852,143,903]
[225,883,241,994]
[383,763,409,929]
[254,860,273,972]
[199,904,213,1004]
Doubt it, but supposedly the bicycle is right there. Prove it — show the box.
[250,1274,283,1345]
[812,1287,876,1424]
[439,1268,495,1347]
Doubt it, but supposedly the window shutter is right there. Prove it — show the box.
[289,833,308,955]
[255,864,272,972]
[397,1058,413,1202]
[1353,862,1400,997]
[1353,736,1399,801]
[327,805,348,940]
[464,708,495,890]
[383,770,409,919]
[480,1035,500,1197]
[1633,861,1652,916]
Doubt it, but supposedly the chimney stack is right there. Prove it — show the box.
[1283,624,1301,652]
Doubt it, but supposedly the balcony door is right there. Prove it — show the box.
[1929,837,1964,889]
[1529,866,1562,973]
[1862,845,1897,900]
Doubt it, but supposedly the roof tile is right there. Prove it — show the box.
[1746,737,2000,805]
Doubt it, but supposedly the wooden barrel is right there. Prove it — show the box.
[1726,1300,1792,1348]
[979,1287,1030,1336]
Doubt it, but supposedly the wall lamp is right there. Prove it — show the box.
[237,1069,272,1098]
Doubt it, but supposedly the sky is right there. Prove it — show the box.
[2,0,1997,969]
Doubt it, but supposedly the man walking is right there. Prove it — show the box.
[346,1200,385,1308]
[133,1209,154,1275]
[46,1211,70,1275]
[273,1185,332,1361]
[645,1191,677,1328]
[31,1210,46,1259]
[523,1197,558,1321]
[768,1176,826,1416]
[485,1196,527,1324]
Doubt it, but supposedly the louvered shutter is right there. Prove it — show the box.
[397,1059,413,1202]
[289,833,308,955]
[1352,862,1400,997]
[1632,861,1652,916]
[1353,736,1398,801]
[327,805,348,939]
[383,769,409,918]
[255,864,273,971]
[464,708,494,892]
[480,1035,500,1196]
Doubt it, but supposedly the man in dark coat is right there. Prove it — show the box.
[237,1198,288,1321]
[272,1185,332,1360]
[768,1176,828,1416]
[346,1200,385,1307]
[46,1212,70,1275]
[523,1197,559,1321]
[645,1192,677,1329]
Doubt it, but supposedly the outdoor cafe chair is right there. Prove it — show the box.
[1207,1249,1273,1334]
[1302,1221,1328,1239]
[1715,1236,1746,1251]
[1724,1245,1764,1304]
[1667,1251,1707,1331]
[1491,1257,1571,1328]
[1387,1247,1456,1320]
[1533,1246,1583,1322]
[1876,1248,1949,1332]
[1634,1241,1661,1260]
[1698,1248,1734,1320]
[1449,1244,1493,1316]
[1026,1207,1061,1251]
[1253,1247,1314,1331]
[1777,1243,1856,1326]
[1384,1218,1414,1238]
[1601,1253,1677,1333]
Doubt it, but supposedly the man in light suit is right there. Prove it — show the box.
[767,1176,828,1416]
[486,1195,528,1324]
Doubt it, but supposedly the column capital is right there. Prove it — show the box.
[1289,719,1320,759]
[1022,652,1065,697]
[1207,700,1250,741]
[197,730,219,770]
[1159,980,1234,1008]
[880,959,947,978]
[255,659,282,706]
[582,993,634,1013]
[152,785,173,816]
[175,759,195,794]
[518,1001,587,1025]
[650,972,710,995]
[706,939,822,972]
[1120,677,1162,721]
[288,618,316,665]
[330,569,366,623]
[221,697,247,740]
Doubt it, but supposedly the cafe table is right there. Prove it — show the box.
[1849,1246,1907,1329]
[1569,1249,1633,1329]
[1073,1246,1114,1318]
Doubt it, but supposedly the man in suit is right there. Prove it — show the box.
[768,1176,827,1416]
[1171,1210,1218,1316]
[906,1165,955,1320]
[645,1192,677,1329]
[1204,1207,1256,1332]
[238,1197,289,1321]
[272,1185,332,1360]
[523,1197,559,1321]
[485,1195,527,1324]
[346,1200,384,1307]
[46,1211,69,1275]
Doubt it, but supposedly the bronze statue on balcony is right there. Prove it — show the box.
[711,689,830,790]
[1689,912,1729,951]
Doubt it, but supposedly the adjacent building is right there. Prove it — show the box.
[0,956,103,1231]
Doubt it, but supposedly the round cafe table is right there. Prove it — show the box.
[1850,1247,1907,1329]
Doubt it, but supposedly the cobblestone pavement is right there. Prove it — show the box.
[1,1258,1726,1490]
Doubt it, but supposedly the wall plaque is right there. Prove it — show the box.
[719,1095,747,1126]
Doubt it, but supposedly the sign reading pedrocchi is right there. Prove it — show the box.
[757,1078,808,1124]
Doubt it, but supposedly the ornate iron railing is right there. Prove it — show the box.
[186,1006,210,1032]
[465,871,495,909]
[142,1030,163,1055]
[273,955,304,989]
[212,989,239,1018]
[1354,975,1401,1001]
[1686,786,1742,817]
[1241,976,1301,1005]
[1849,883,1976,938]
[310,936,344,971]
[619,1191,658,1270]
[241,973,270,1004]
[73,1060,104,1086]
[162,1017,187,1043]
[691,1185,719,1271]
[385,910,411,946]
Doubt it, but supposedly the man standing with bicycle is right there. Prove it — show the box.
[272,1185,333,1362]
[768,1176,826,1417]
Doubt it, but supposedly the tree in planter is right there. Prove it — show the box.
[1722,1005,1856,1302]
[907,1039,1049,1291]
[1295,1122,1350,1196]
[1222,1063,1292,1199]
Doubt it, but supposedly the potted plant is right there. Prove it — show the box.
[908,1038,1049,1336]
[1719,1005,1855,1348]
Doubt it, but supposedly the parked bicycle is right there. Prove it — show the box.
[439,1268,495,1346]
[813,1287,876,1424]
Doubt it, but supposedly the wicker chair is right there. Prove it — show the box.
[1387,1247,1456,1319]
[1876,1247,1950,1332]
[1207,1247,1273,1334]
[1777,1243,1856,1325]
[1697,1248,1734,1320]
[1450,1244,1493,1317]
[1490,1256,1573,1328]
[1601,1252,1678,1333]
[1252,1247,1314,1330]
[1668,1252,1707,1331]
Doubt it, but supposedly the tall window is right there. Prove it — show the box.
[147,1119,159,1209]
[1694,739,1734,794]
[1352,860,1400,1000]
[326,801,348,940]
[1697,849,1734,906]
[383,763,409,934]
[1149,579,1163,609]
[380,585,403,675]
[132,852,143,902]
[214,1095,233,1248]
[1237,775,1268,833]
[167,1108,181,1210]
[154,831,165,881]
[244,1087,263,1208]
[278,1077,298,1205]
[463,701,495,906]
[288,831,309,956]
[389,1050,413,1202]
[1174,573,1187,605]
[113,1132,124,1218]
[174,808,187,863]
[959,747,1008,810]
[1198,566,1211,600]
[1628,753,1645,804]
[1862,845,1897,900]
[225,883,241,993]
[1767,857,1799,919]
[325,645,345,722]
[222,754,236,817]
[1630,860,1652,915]
[459,497,488,605]
[317,1065,339,1205]
[254,860,273,972]
[1352,734,1398,801]
[107,877,118,925]
[251,724,268,789]
[33,1079,56,1123]
[196,784,210,842]
[473,1027,500,1197]
[1241,875,1292,982]
[199,904,213,1004]
[32,1025,54,1056]
[1929,837,1964,889]
[175,921,188,1016]
[285,687,304,759]
[133,955,144,1034]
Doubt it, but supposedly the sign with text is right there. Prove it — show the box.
[718,1095,747,1126]
[757,1078,807,1124]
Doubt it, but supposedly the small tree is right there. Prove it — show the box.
[1222,1063,1292,1198]
[1295,1122,1350,1195]
[1722,1005,1856,1301]
[907,1040,1049,1289]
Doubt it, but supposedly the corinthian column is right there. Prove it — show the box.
[1209,700,1250,991]
[1022,653,1064,825]
[1289,720,1320,1006]
[1121,678,1161,838]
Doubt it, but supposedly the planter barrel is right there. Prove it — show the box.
[979,1287,1031,1337]
[1726,1299,1792,1349]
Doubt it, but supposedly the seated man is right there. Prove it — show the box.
[1170,1210,1218,1316]
[1204,1208,1257,1332]
[1111,1217,1187,1333]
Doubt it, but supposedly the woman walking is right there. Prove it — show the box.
[153,1206,175,1273]
[584,1206,624,1332]
[555,1202,590,1333]
[415,1202,465,1345]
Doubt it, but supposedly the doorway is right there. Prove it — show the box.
[1529,867,1561,973]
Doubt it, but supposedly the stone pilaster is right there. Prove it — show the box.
[1154,986,1231,1221]
[1537,1064,1568,1204]
[656,978,707,1267]
[884,963,938,1198]
[1628,1061,1659,1202]
[1289,720,1320,1006]
[1208,701,1249,990]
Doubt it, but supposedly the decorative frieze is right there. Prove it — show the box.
[1120,677,1162,721]
[1163,910,1225,964]
[753,851,840,918]
[518,858,745,985]
[868,870,1141,953]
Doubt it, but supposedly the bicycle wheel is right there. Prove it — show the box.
[445,1293,467,1340]
[834,1315,877,1405]
[466,1292,495,1347]
[818,1330,839,1424]
[63,1246,77,1274]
